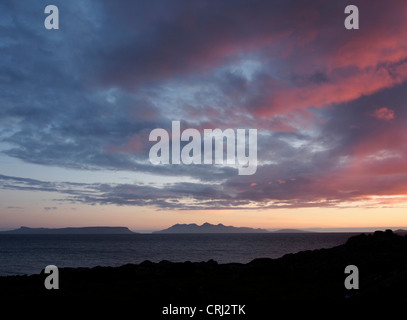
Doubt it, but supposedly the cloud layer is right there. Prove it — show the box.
[1,0,407,210]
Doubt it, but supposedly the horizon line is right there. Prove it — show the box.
[1,224,407,234]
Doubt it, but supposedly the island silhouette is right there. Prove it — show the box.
[1,226,134,234]
[153,222,271,233]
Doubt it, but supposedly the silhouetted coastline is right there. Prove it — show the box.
[1,226,134,234]
[1,230,406,303]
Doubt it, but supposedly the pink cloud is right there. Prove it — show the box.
[371,107,395,120]
[253,62,407,116]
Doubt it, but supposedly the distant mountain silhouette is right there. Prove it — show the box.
[154,222,269,233]
[1,226,134,234]
[395,229,407,234]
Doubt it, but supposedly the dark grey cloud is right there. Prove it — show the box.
[44,206,58,211]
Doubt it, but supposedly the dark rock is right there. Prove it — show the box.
[0,230,406,302]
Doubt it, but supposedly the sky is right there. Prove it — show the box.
[1,0,407,231]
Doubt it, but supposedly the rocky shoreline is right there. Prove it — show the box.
[1,230,406,302]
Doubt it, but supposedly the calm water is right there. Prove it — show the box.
[0,233,359,276]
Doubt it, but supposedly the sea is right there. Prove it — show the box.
[0,233,360,276]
